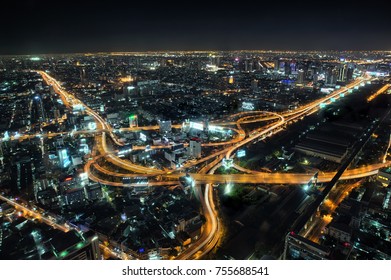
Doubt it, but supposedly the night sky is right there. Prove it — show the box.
[1,0,391,54]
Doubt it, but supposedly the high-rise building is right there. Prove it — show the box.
[58,148,71,168]
[189,139,201,158]
[11,157,33,194]
[274,59,280,71]
[210,55,220,66]
[251,79,259,92]
[325,68,338,86]
[34,95,46,122]
[159,120,172,136]
[297,69,305,84]
[215,56,220,67]
[43,230,101,260]
[244,59,253,72]
[283,232,330,260]
[347,67,354,81]
[338,64,348,82]
[54,109,61,120]
[284,62,291,75]
[129,115,138,127]
[80,67,86,85]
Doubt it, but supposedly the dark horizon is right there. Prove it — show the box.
[2,0,391,55]
[2,49,391,57]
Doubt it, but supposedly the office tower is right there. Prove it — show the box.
[34,95,46,122]
[80,67,86,84]
[58,148,71,168]
[325,68,338,86]
[338,64,348,82]
[11,157,33,194]
[297,69,305,84]
[244,59,252,72]
[284,62,291,75]
[347,67,354,81]
[274,59,280,71]
[189,139,201,158]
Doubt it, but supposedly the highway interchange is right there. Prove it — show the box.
[26,70,389,259]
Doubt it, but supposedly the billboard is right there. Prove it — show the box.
[189,122,204,130]
[237,149,246,158]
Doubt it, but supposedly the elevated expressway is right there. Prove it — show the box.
[37,71,384,260]
[39,70,381,188]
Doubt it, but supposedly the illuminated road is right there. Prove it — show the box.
[35,72,370,181]
[0,193,131,260]
[87,159,388,186]
[176,164,221,259]
[37,72,381,260]
[0,194,70,232]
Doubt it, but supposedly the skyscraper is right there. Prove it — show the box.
[34,95,46,122]
[244,59,253,72]
[297,69,305,84]
[58,148,71,168]
[338,64,348,82]
[284,62,291,75]
[274,59,280,71]
[189,139,201,158]
[325,68,338,86]
[11,156,33,194]
[80,67,86,85]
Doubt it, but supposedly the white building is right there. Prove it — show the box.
[189,140,201,158]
